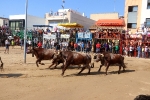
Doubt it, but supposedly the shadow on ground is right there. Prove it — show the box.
[0,73,24,78]
[64,69,135,77]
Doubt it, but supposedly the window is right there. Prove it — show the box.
[146,18,150,27]
[127,23,137,29]
[128,6,138,12]
[147,0,150,9]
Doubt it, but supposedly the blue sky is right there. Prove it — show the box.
[0,0,125,18]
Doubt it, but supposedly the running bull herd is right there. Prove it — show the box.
[0,48,126,75]
[26,48,126,76]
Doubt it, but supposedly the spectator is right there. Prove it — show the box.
[11,39,15,49]
[96,42,101,53]
[137,45,141,58]
[4,39,10,54]
[37,41,42,48]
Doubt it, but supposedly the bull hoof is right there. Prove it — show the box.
[61,73,64,76]
[41,63,45,65]
[118,72,120,74]
[88,72,90,74]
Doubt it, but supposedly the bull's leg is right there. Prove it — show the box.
[48,63,55,69]
[87,64,91,74]
[118,65,121,74]
[98,64,103,72]
[54,62,58,69]
[105,63,110,75]
[122,63,126,71]
[36,59,40,67]
[61,63,70,76]
[78,66,86,74]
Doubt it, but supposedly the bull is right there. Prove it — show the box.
[53,50,94,76]
[27,48,62,68]
[0,57,4,71]
[94,52,126,75]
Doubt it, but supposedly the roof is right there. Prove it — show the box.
[58,23,83,28]
[95,19,125,27]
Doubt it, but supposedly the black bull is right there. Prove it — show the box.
[53,50,94,76]
[94,53,126,75]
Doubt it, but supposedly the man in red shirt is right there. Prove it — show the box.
[37,41,42,48]
[96,42,101,53]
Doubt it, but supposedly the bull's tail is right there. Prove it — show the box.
[122,56,127,68]
[90,62,94,68]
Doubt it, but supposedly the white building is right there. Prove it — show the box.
[9,14,45,31]
[45,9,95,30]
[140,0,150,27]
[0,17,9,26]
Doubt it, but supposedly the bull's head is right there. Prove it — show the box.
[95,53,104,62]
[53,50,62,61]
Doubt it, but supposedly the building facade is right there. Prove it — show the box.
[9,14,45,31]
[124,0,150,34]
[45,9,95,30]
[90,13,119,21]
[0,17,9,26]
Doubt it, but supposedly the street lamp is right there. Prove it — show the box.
[62,0,65,23]
[24,0,28,63]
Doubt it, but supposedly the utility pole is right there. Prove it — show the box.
[114,0,116,12]
[24,0,28,63]
[62,0,65,23]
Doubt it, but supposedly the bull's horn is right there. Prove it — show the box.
[100,54,104,57]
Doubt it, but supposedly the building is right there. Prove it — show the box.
[124,0,150,34]
[90,13,119,21]
[45,9,95,30]
[9,14,45,31]
[0,17,9,26]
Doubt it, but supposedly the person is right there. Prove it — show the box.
[115,45,119,54]
[137,45,141,58]
[4,39,10,54]
[96,42,101,53]
[11,39,15,49]
[37,41,42,48]
[81,42,85,52]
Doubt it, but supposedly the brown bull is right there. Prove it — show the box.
[54,50,94,76]
[27,48,57,67]
[0,57,4,71]
[94,52,126,75]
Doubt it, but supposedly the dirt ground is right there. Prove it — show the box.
[0,46,150,100]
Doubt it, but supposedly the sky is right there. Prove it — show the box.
[0,0,125,18]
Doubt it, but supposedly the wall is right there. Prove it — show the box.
[90,13,119,21]
[69,12,95,30]
[0,18,9,26]
[27,15,45,30]
[140,0,150,26]
[124,0,142,33]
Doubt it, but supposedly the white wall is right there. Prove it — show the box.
[0,19,3,26]
[140,0,150,26]
[9,14,25,20]
[69,12,95,30]
[27,15,45,29]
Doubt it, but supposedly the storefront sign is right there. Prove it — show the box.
[61,34,70,38]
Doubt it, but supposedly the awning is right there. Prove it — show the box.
[95,19,125,26]
[58,23,83,28]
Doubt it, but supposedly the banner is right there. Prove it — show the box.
[78,32,84,38]
[43,34,56,39]
[84,32,91,38]
[61,34,70,38]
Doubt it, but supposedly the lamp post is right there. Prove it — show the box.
[62,0,65,23]
[24,0,28,63]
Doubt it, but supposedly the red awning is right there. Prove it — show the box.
[95,19,125,26]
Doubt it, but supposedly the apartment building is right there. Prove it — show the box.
[0,17,9,26]
[124,0,150,33]
[45,9,95,30]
